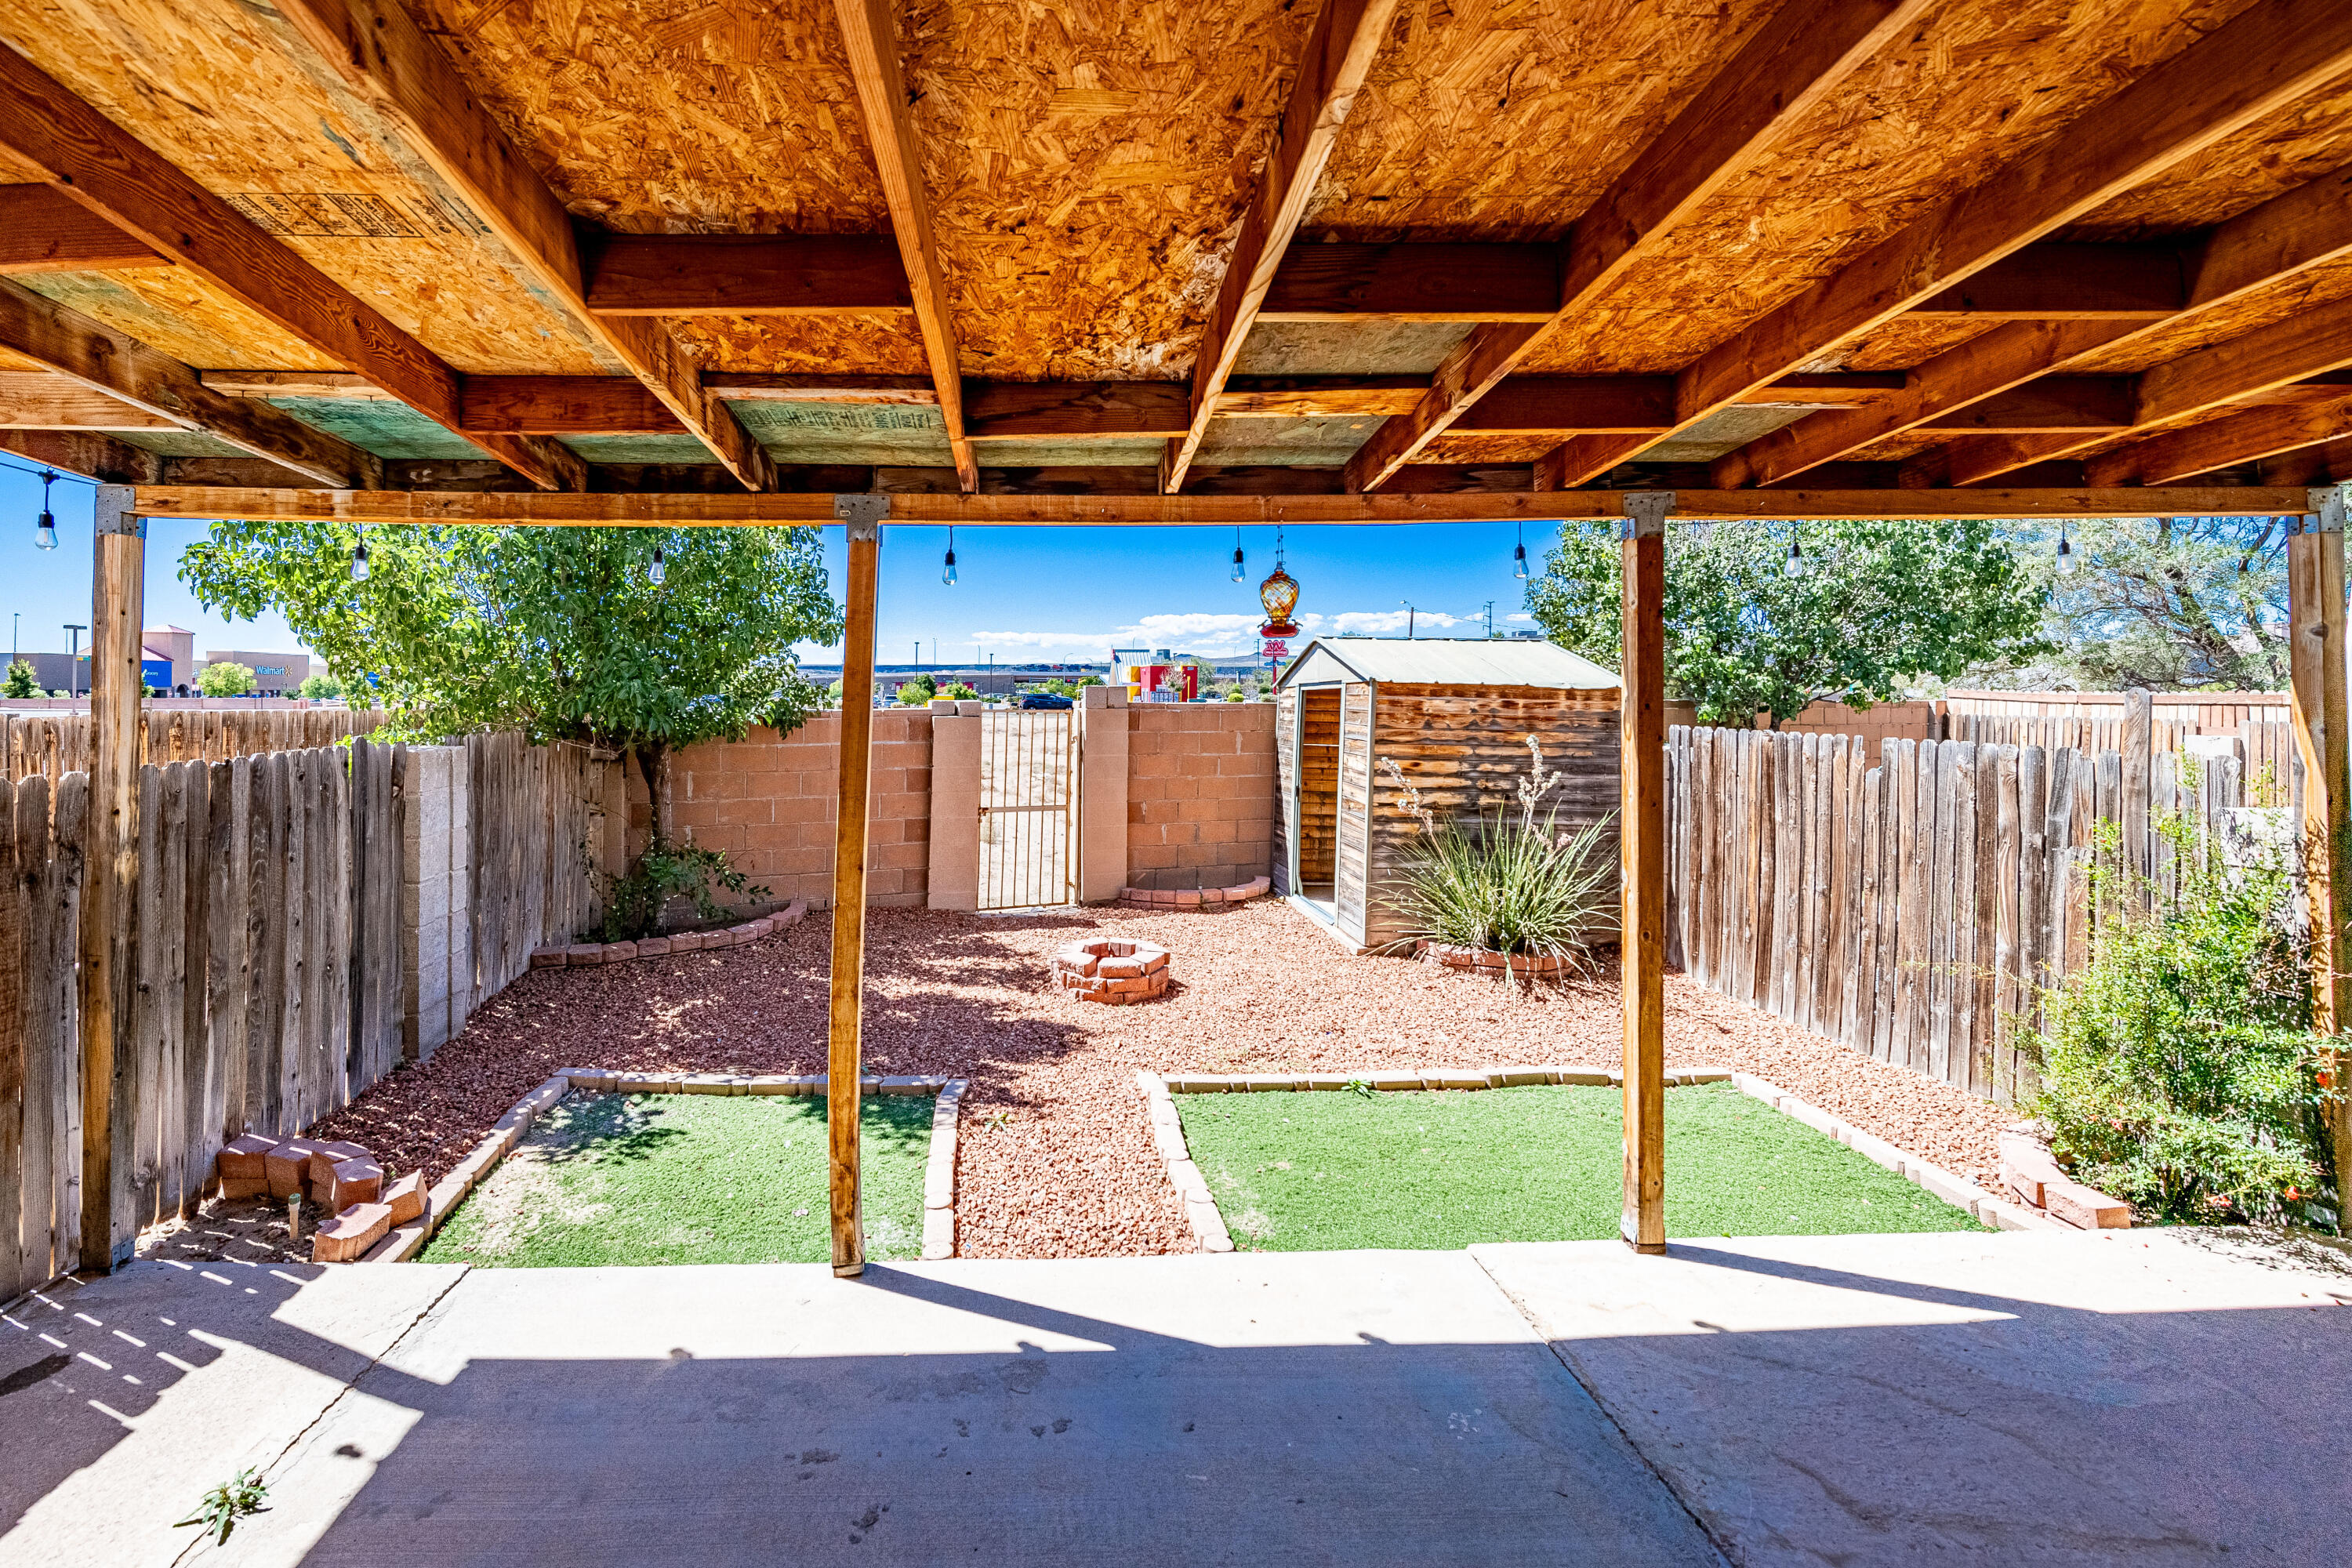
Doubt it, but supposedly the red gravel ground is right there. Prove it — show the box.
[309,899,2013,1259]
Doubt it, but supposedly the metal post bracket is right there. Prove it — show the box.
[2310,484,2350,535]
[94,484,146,539]
[1621,490,1675,541]
[833,492,890,542]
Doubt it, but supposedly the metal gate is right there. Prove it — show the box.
[978,709,1078,909]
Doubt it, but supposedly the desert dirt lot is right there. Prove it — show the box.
[299,899,2010,1258]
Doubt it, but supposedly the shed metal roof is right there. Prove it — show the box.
[1277,637,1620,690]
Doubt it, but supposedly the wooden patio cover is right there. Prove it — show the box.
[8,0,2352,1271]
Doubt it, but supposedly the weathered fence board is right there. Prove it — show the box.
[1666,724,2259,1105]
[2,708,386,784]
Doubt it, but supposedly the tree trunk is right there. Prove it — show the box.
[635,740,670,852]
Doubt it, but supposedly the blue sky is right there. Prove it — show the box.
[0,459,1557,670]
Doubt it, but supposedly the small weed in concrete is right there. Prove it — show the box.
[1179,1081,1986,1250]
[422,1093,932,1268]
[176,1467,269,1546]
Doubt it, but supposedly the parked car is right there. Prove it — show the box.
[1018,691,1073,710]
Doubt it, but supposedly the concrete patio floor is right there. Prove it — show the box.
[2,1232,2347,1565]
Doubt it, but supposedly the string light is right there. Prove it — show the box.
[942,524,957,586]
[1230,525,1245,583]
[648,543,666,586]
[1512,521,1528,579]
[1783,533,1806,579]
[2056,526,2074,577]
[34,469,57,550]
[349,535,369,582]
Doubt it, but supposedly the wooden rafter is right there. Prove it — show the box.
[269,0,772,492]
[126,485,2317,528]
[0,185,162,273]
[1588,0,2352,494]
[1349,0,1931,493]
[830,0,975,492]
[0,278,376,487]
[1726,158,2352,488]
[2085,392,2352,485]
[581,234,913,316]
[1161,0,1403,494]
[0,45,579,492]
[967,382,1190,441]
[0,428,160,485]
[2263,435,2352,486]
[0,372,180,431]
[457,377,686,435]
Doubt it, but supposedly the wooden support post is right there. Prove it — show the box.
[1620,491,1670,1254]
[2288,486,2352,1231]
[2121,685,2153,891]
[828,495,887,1276]
[79,485,143,1271]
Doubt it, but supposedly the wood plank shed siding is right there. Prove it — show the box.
[1272,685,1298,898]
[1276,639,1621,951]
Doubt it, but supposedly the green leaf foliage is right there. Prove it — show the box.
[596,837,769,943]
[298,671,342,701]
[2,659,37,699]
[1525,517,2048,726]
[196,660,255,698]
[179,523,841,753]
[2027,811,2338,1226]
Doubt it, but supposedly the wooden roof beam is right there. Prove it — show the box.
[0,46,576,492]
[0,371,181,431]
[1160,0,1402,492]
[0,278,377,487]
[1730,157,2352,488]
[581,234,913,316]
[830,0,976,491]
[966,382,1189,441]
[0,429,160,485]
[456,377,685,436]
[1606,0,2352,495]
[1348,0,1934,493]
[0,186,165,274]
[2260,434,2352,486]
[2085,391,2352,485]
[270,0,766,490]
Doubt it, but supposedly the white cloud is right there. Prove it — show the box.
[1507,612,1534,622]
[1327,608,1469,636]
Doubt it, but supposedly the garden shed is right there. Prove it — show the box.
[1273,637,1621,952]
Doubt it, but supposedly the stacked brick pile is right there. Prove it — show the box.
[216,1133,427,1261]
[1116,875,1270,909]
[1051,938,1172,1005]
[1414,939,1581,979]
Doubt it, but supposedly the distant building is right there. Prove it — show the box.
[200,648,312,697]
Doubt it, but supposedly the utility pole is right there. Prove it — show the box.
[1400,601,1416,639]
[1479,600,1495,638]
[64,623,86,697]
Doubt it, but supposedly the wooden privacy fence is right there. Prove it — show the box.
[1665,724,2259,1105]
[2,707,385,783]
[0,731,607,1302]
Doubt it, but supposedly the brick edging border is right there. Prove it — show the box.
[361,1068,967,1263]
[1134,1065,2057,1248]
[1116,876,1271,910]
[529,899,808,970]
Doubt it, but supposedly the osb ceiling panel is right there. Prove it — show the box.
[1520,0,2269,375]
[1420,433,1560,464]
[265,397,483,459]
[2067,258,2352,374]
[1305,0,1785,241]
[0,0,609,375]
[1235,320,1468,376]
[674,316,932,376]
[406,0,890,233]
[909,0,1320,380]
[18,272,338,371]
[1833,317,2003,373]
[2062,73,2352,238]
[1196,413,1384,465]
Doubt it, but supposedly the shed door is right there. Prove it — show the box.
[978,708,1077,909]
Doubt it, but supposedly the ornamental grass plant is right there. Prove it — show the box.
[1379,737,1617,971]
[2027,809,2339,1227]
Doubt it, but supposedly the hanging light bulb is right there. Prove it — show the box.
[33,470,57,550]
[942,524,957,586]
[1784,534,1806,579]
[648,543,666,586]
[1230,525,1245,583]
[1512,521,1528,580]
[350,535,369,583]
[2056,527,2075,577]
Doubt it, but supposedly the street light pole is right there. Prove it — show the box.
[1399,601,1415,639]
[64,622,86,697]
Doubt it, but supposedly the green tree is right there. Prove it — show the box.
[1526,517,2046,727]
[2,659,38,699]
[198,660,256,698]
[180,524,840,855]
[299,672,343,702]
[895,673,938,706]
[937,681,979,701]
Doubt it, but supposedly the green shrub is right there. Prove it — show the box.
[2,659,38,699]
[2027,811,2337,1226]
[198,660,255,697]
[595,838,769,942]
[1377,737,1617,968]
[894,673,937,706]
[937,680,979,701]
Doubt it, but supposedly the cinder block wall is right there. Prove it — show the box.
[1124,703,1277,892]
[654,710,934,909]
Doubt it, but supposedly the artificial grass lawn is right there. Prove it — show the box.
[1178,1081,1988,1250]
[419,1092,934,1268]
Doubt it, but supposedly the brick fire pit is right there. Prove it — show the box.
[1051,938,1172,1005]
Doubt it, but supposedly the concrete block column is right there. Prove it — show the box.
[1079,685,1130,903]
[927,700,980,912]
